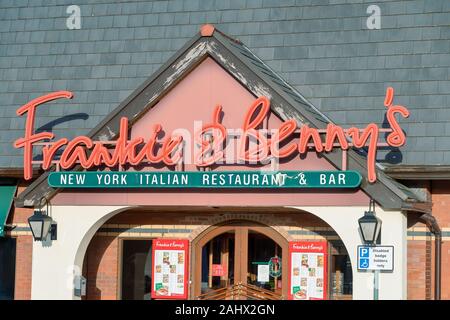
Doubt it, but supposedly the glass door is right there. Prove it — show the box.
[194,222,288,299]
[201,231,235,294]
[247,230,282,295]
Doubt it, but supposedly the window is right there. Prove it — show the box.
[121,240,152,300]
[0,238,16,300]
[329,241,353,300]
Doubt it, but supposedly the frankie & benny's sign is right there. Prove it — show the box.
[13,87,408,183]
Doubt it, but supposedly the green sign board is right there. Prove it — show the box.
[48,170,362,189]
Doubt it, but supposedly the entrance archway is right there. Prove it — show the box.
[191,220,289,299]
[31,205,406,300]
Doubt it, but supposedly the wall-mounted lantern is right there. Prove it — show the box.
[358,199,381,245]
[28,198,57,241]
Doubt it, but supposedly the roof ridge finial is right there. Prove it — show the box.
[200,24,215,36]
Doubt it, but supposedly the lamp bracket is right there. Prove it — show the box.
[367,198,376,214]
[50,223,57,241]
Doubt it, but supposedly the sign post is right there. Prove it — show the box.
[374,270,379,300]
[357,245,394,300]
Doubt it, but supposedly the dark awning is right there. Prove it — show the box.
[0,184,17,237]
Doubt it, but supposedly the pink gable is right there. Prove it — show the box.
[52,57,369,206]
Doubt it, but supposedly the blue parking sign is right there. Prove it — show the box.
[358,246,370,270]
[359,247,369,258]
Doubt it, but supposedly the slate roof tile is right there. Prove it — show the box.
[0,0,449,168]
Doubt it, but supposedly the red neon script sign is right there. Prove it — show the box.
[14,88,408,182]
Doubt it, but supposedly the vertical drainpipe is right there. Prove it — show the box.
[418,213,442,300]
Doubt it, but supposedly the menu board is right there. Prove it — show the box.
[288,241,327,300]
[151,239,189,299]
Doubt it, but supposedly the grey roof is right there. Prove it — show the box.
[1,0,450,169]
[15,26,426,211]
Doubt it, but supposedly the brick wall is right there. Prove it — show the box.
[441,242,450,300]
[84,236,119,300]
[14,235,32,300]
[8,183,33,300]
[407,181,450,300]
[407,238,431,300]
[431,181,450,300]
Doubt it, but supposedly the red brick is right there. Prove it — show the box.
[14,236,32,300]
[84,236,118,300]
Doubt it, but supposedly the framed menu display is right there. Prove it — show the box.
[151,239,189,299]
[288,241,327,300]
